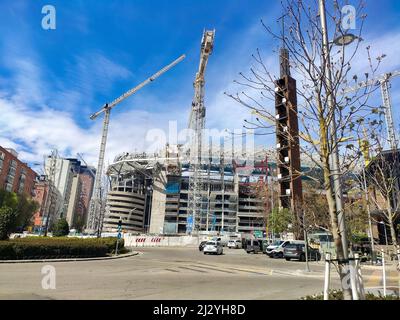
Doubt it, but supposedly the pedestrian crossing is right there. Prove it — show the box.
[161,262,274,276]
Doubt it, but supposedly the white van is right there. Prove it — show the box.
[265,240,305,258]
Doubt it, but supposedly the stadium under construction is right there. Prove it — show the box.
[102,145,278,236]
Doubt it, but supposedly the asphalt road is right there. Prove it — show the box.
[0,247,353,300]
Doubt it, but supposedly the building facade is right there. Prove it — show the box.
[32,176,63,233]
[43,157,94,230]
[0,146,37,196]
[104,150,270,235]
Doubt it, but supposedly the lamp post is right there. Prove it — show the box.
[319,0,361,257]
[319,0,350,260]
[318,0,361,300]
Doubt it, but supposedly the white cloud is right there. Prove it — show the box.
[3,11,399,173]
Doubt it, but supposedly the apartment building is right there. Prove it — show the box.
[0,146,37,196]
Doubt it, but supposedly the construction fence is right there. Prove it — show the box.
[123,234,202,247]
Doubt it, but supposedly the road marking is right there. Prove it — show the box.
[165,268,180,273]
[189,265,235,274]
[194,262,269,275]
[177,266,209,273]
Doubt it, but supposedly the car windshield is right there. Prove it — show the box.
[273,241,284,246]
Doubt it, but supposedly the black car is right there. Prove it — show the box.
[283,243,321,261]
[199,241,208,251]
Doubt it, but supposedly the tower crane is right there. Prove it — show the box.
[342,70,400,150]
[86,54,186,235]
[187,30,215,234]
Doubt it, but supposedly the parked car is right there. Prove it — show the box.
[245,239,262,254]
[199,241,208,251]
[266,240,305,258]
[203,241,223,255]
[284,243,321,261]
[227,239,242,249]
[211,236,228,247]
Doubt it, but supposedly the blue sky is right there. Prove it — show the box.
[0,0,399,170]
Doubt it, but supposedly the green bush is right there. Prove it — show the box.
[0,237,124,260]
[0,207,17,240]
[301,289,399,300]
[52,218,70,237]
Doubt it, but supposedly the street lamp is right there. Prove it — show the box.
[318,0,364,300]
[319,2,362,259]
[332,34,363,46]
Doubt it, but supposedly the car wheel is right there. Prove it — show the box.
[285,258,291,261]
[276,252,283,259]
[300,254,306,262]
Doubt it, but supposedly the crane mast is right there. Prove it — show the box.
[86,54,186,235]
[187,30,215,234]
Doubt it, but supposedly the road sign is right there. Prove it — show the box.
[254,231,263,238]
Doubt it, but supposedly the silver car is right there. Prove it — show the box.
[203,241,223,255]
[227,239,242,249]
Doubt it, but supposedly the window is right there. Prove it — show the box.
[18,170,26,194]
[0,151,4,173]
[5,160,17,190]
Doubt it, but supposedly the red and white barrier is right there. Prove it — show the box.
[124,235,199,247]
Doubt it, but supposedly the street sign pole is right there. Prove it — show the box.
[115,218,122,255]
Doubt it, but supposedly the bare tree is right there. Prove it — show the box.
[364,134,399,249]
[226,0,385,299]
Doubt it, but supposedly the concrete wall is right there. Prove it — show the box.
[149,170,167,233]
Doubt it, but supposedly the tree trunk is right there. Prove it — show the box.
[323,166,353,300]
[387,211,398,248]
[385,197,398,249]
[319,107,352,300]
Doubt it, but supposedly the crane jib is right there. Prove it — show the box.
[89,54,185,120]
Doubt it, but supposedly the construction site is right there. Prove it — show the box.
[84,28,309,238]
[83,27,399,243]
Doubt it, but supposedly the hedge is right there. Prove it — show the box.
[301,289,399,300]
[0,237,124,260]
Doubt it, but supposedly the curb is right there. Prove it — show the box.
[0,251,139,264]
